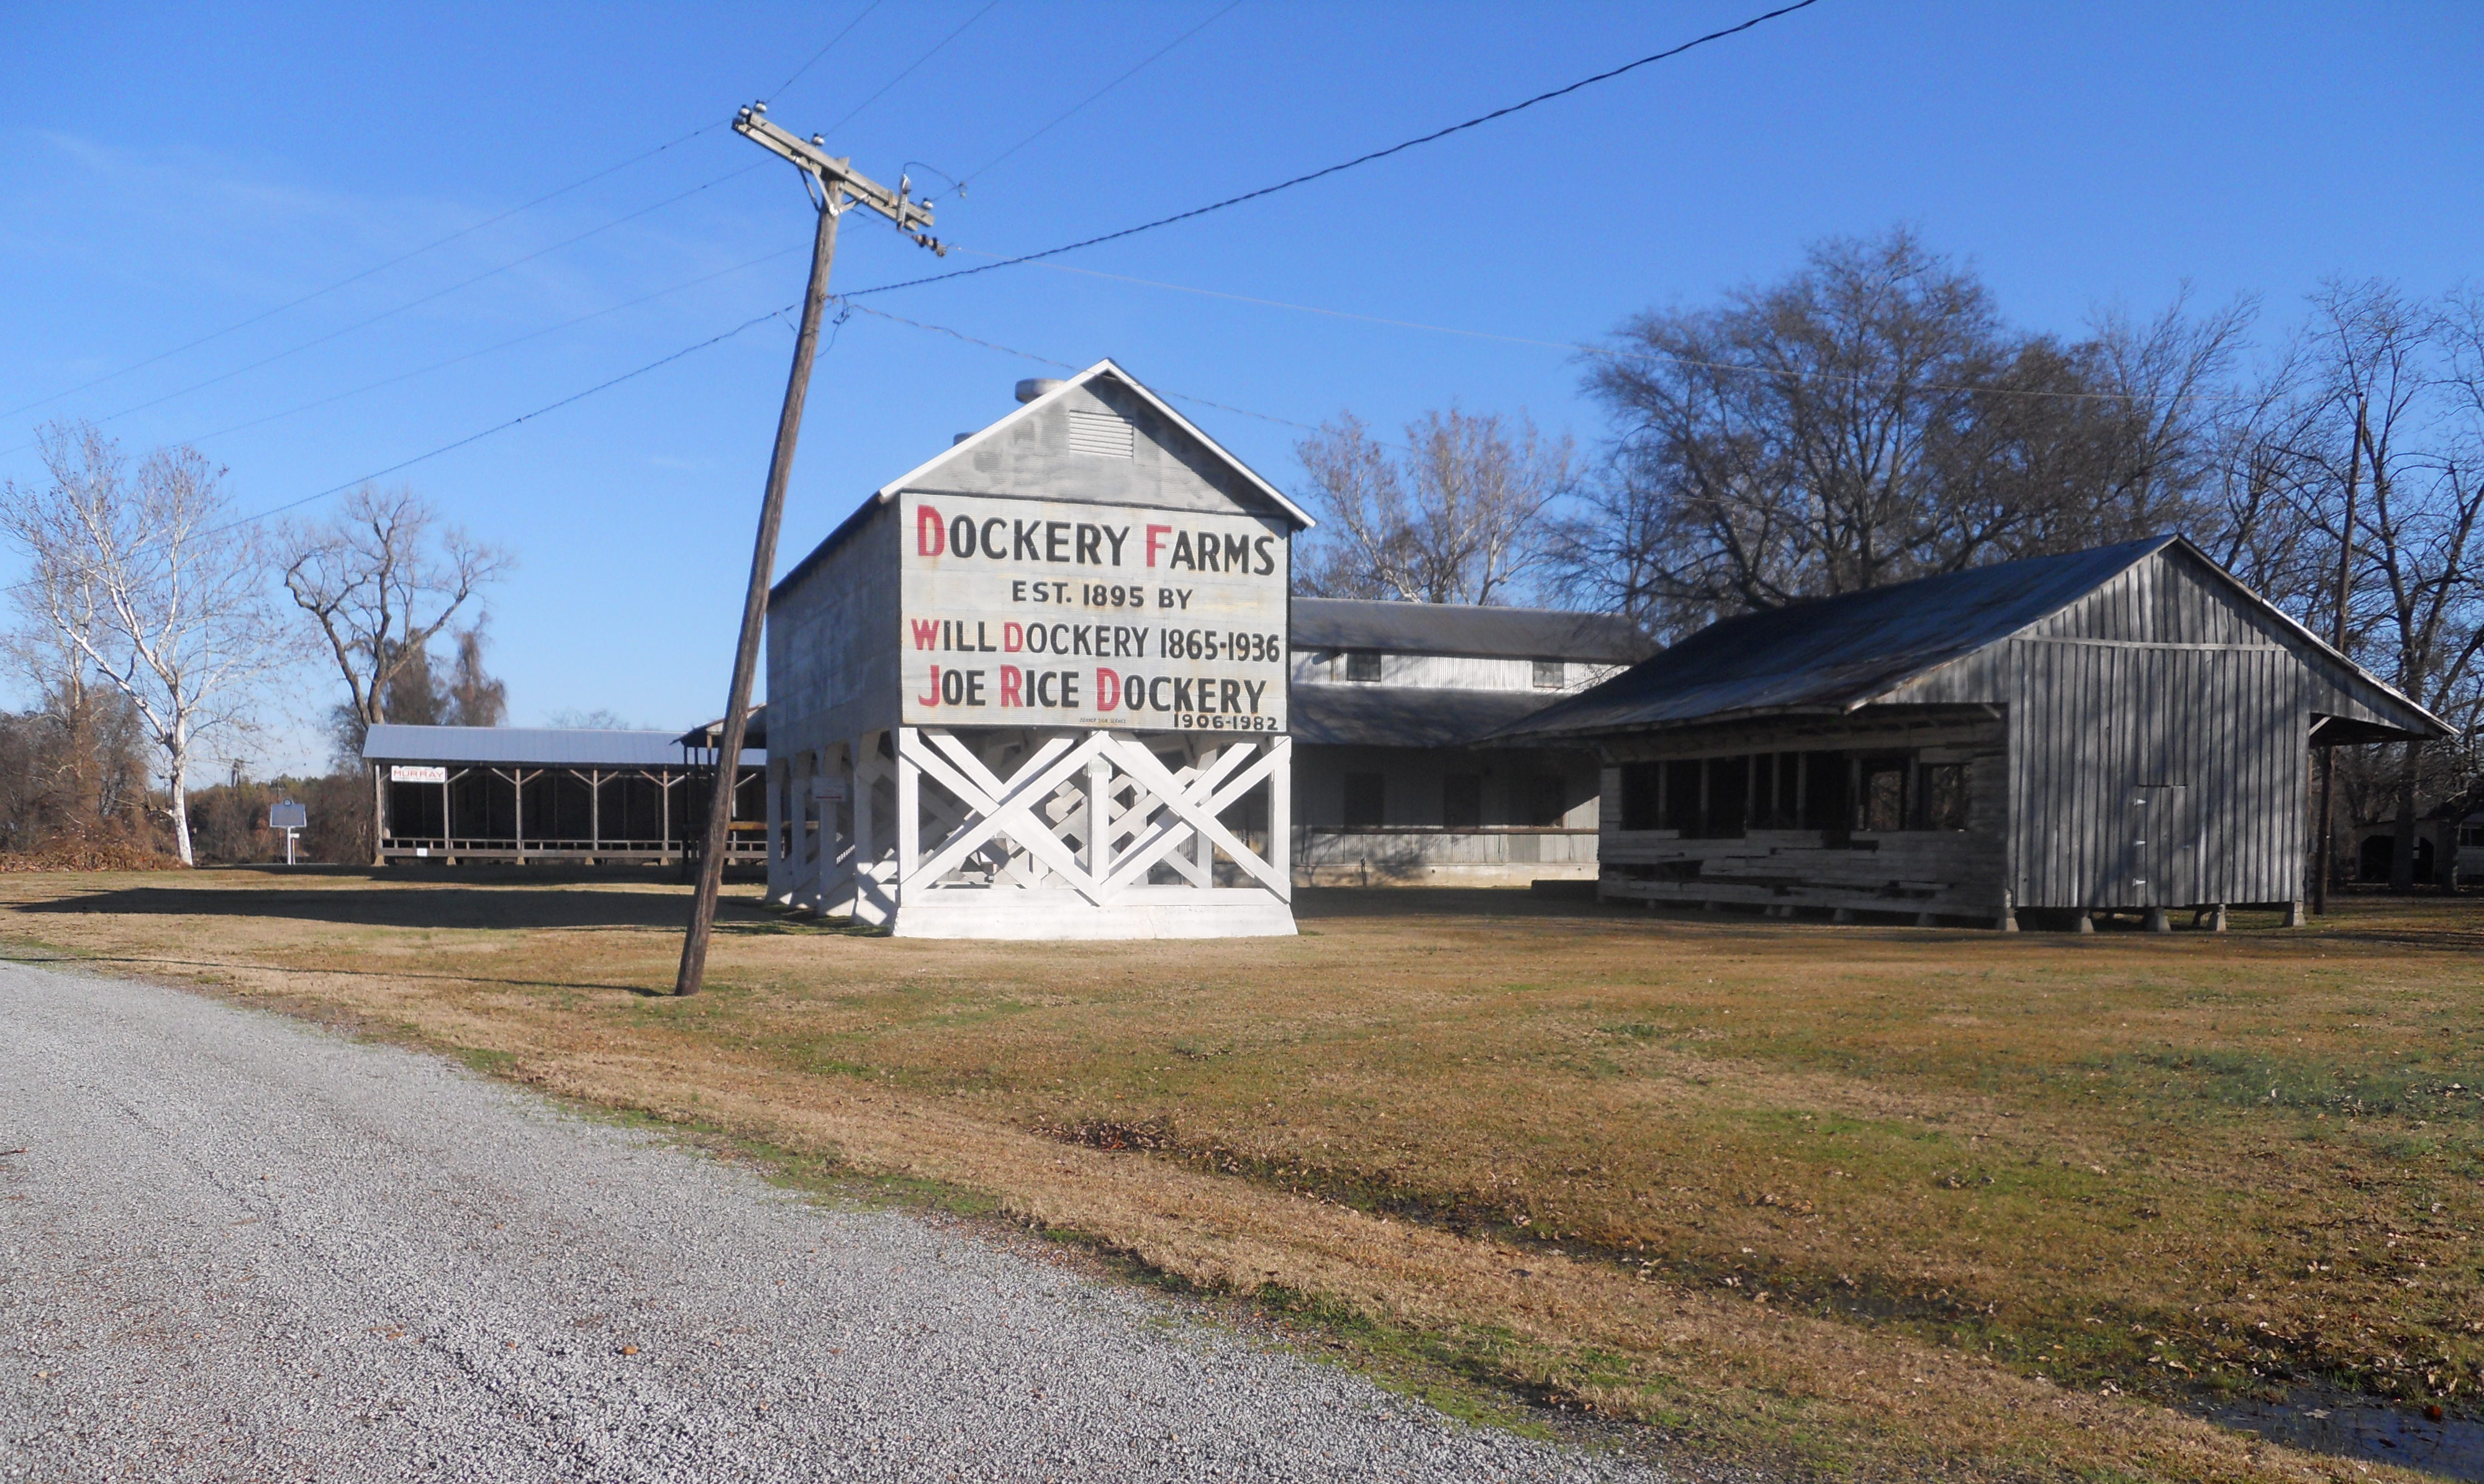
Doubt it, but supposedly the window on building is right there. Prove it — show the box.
[1443,774,1484,830]
[1857,757,1910,833]
[1522,775,1568,828]
[1344,650,1383,682]
[1618,762,1661,831]
[1531,658,1566,689]
[1343,772,1386,828]
[1916,762,1970,831]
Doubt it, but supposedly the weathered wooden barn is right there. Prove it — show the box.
[1497,536,2452,928]
[363,724,765,867]
[764,360,1310,938]
[1288,598,1649,885]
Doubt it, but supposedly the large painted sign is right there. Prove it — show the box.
[898,492,1289,733]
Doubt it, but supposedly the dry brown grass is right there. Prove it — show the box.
[2,868,2476,1483]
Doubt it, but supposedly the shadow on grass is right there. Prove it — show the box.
[6,883,777,934]
[0,950,670,998]
[1292,885,2484,949]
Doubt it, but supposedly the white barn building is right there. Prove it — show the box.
[761,361,1311,939]
[1287,599,1649,885]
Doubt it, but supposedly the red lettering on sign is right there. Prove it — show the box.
[917,665,943,708]
[1145,524,1172,568]
[1095,667,1120,710]
[909,618,940,650]
[999,665,1023,707]
[916,504,946,556]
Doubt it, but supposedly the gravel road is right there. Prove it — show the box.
[0,961,1664,1483]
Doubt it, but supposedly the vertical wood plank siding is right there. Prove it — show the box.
[2003,555,2307,908]
[1603,550,2333,915]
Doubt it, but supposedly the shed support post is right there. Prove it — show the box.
[895,728,920,910]
[1268,735,1293,901]
[2210,903,2228,933]
[791,751,815,912]
[764,758,787,903]
[1997,889,2018,933]
[370,766,384,867]
[2284,899,2307,928]
[589,769,602,864]
[2077,912,2096,934]
[2145,907,2170,934]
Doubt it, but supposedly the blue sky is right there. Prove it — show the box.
[4,2,2478,774]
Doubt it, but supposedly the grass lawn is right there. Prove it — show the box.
[2,868,2477,1482]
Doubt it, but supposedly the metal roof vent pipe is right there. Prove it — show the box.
[1015,378,1064,404]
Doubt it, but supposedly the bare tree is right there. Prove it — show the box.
[0,422,288,864]
[281,484,512,761]
[1295,407,1572,605]
[1557,228,2250,638]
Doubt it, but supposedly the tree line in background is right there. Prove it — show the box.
[1296,227,2484,889]
[2,225,2475,881]
[0,429,512,866]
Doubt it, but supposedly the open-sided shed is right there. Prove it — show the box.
[1497,536,2452,927]
[363,724,764,867]
[764,360,1310,938]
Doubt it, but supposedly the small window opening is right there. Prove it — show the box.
[1345,651,1383,683]
[1531,659,1566,689]
[1916,762,1970,831]
[1857,758,1910,833]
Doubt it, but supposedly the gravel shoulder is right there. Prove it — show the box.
[0,959,1664,1483]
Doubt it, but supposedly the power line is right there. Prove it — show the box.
[0,121,732,424]
[0,300,802,611]
[827,297,1335,439]
[0,160,769,457]
[175,247,804,449]
[943,0,1246,196]
[4,0,904,429]
[820,0,1008,138]
[766,0,888,102]
[848,0,1825,301]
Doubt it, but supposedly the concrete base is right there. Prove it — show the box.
[887,887,1297,940]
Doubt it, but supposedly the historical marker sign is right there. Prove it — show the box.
[899,492,1289,733]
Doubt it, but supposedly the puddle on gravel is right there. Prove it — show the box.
[2210,1391,2484,1480]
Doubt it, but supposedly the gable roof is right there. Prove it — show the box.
[876,359,1313,524]
[1292,598,1651,664]
[1496,535,2450,742]
[773,359,1307,600]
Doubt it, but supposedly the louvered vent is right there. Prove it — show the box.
[1065,408,1135,458]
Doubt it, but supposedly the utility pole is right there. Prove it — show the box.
[674,102,945,997]
[2313,399,2368,916]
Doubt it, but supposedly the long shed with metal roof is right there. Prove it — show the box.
[1496,536,2452,927]
[361,723,764,867]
